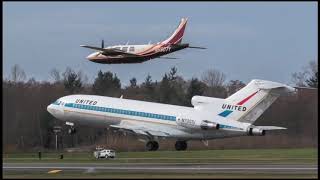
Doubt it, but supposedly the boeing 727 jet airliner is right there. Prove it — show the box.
[47,79,296,151]
[80,18,205,64]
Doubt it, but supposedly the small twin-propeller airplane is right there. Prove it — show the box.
[80,18,205,64]
[47,79,297,151]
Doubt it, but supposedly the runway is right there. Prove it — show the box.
[3,163,317,174]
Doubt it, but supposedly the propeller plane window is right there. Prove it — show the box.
[122,47,128,52]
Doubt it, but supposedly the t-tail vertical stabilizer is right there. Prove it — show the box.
[221,79,296,125]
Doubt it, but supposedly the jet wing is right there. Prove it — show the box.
[110,120,171,138]
[80,45,142,57]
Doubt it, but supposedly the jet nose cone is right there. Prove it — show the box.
[47,103,64,118]
[47,104,54,115]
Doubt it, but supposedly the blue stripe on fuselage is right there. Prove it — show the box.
[58,103,242,130]
[64,103,177,121]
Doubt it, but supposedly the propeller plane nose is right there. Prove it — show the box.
[87,52,100,60]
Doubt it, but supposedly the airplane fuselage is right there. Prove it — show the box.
[47,94,249,140]
[87,43,189,64]
[47,79,294,151]
[81,18,206,64]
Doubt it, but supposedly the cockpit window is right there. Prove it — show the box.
[52,100,60,105]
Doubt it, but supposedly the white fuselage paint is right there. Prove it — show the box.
[47,79,295,141]
[47,94,248,140]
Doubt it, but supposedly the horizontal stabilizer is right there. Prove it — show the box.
[294,86,318,90]
[159,57,179,59]
[255,126,287,130]
[188,46,207,49]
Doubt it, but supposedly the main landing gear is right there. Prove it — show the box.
[175,141,187,151]
[146,141,159,151]
[145,140,188,151]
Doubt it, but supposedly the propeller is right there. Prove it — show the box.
[101,39,104,49]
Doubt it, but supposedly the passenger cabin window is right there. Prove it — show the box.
[122,47,128,52]
[129,46,135,52]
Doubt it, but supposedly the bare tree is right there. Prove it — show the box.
[77,70,88,85]
[201,69,226,88]
[291,72,307,87]
[50,68,61,82]
[291,60,318,87]
[11,64,26,83]
[227,80,246,96]
[201,69,227,97]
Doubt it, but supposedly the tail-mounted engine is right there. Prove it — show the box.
[247,127,265,136]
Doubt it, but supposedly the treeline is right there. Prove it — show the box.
[2,63,318,152]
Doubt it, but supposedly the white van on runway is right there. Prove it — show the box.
[93,148,116,159]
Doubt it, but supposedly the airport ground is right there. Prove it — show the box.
[3,148,318,179]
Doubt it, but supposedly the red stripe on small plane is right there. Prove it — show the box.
[237,91,258,105]
[168,22,187,44]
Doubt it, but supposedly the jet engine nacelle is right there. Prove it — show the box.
[176,117,219,130]
[200,120,220,130]
[247,127,265,136]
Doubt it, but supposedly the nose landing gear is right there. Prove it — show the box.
[67,127,76,134]
[66,122,76,134]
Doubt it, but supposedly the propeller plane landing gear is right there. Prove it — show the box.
[175,141,187,151]
[146,141,159,151]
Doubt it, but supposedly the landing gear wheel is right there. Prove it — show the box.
[175,141,187,151]
[68,127,76,134]
[146,141,159,151]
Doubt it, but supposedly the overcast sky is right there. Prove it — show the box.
[3,2,317,86]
